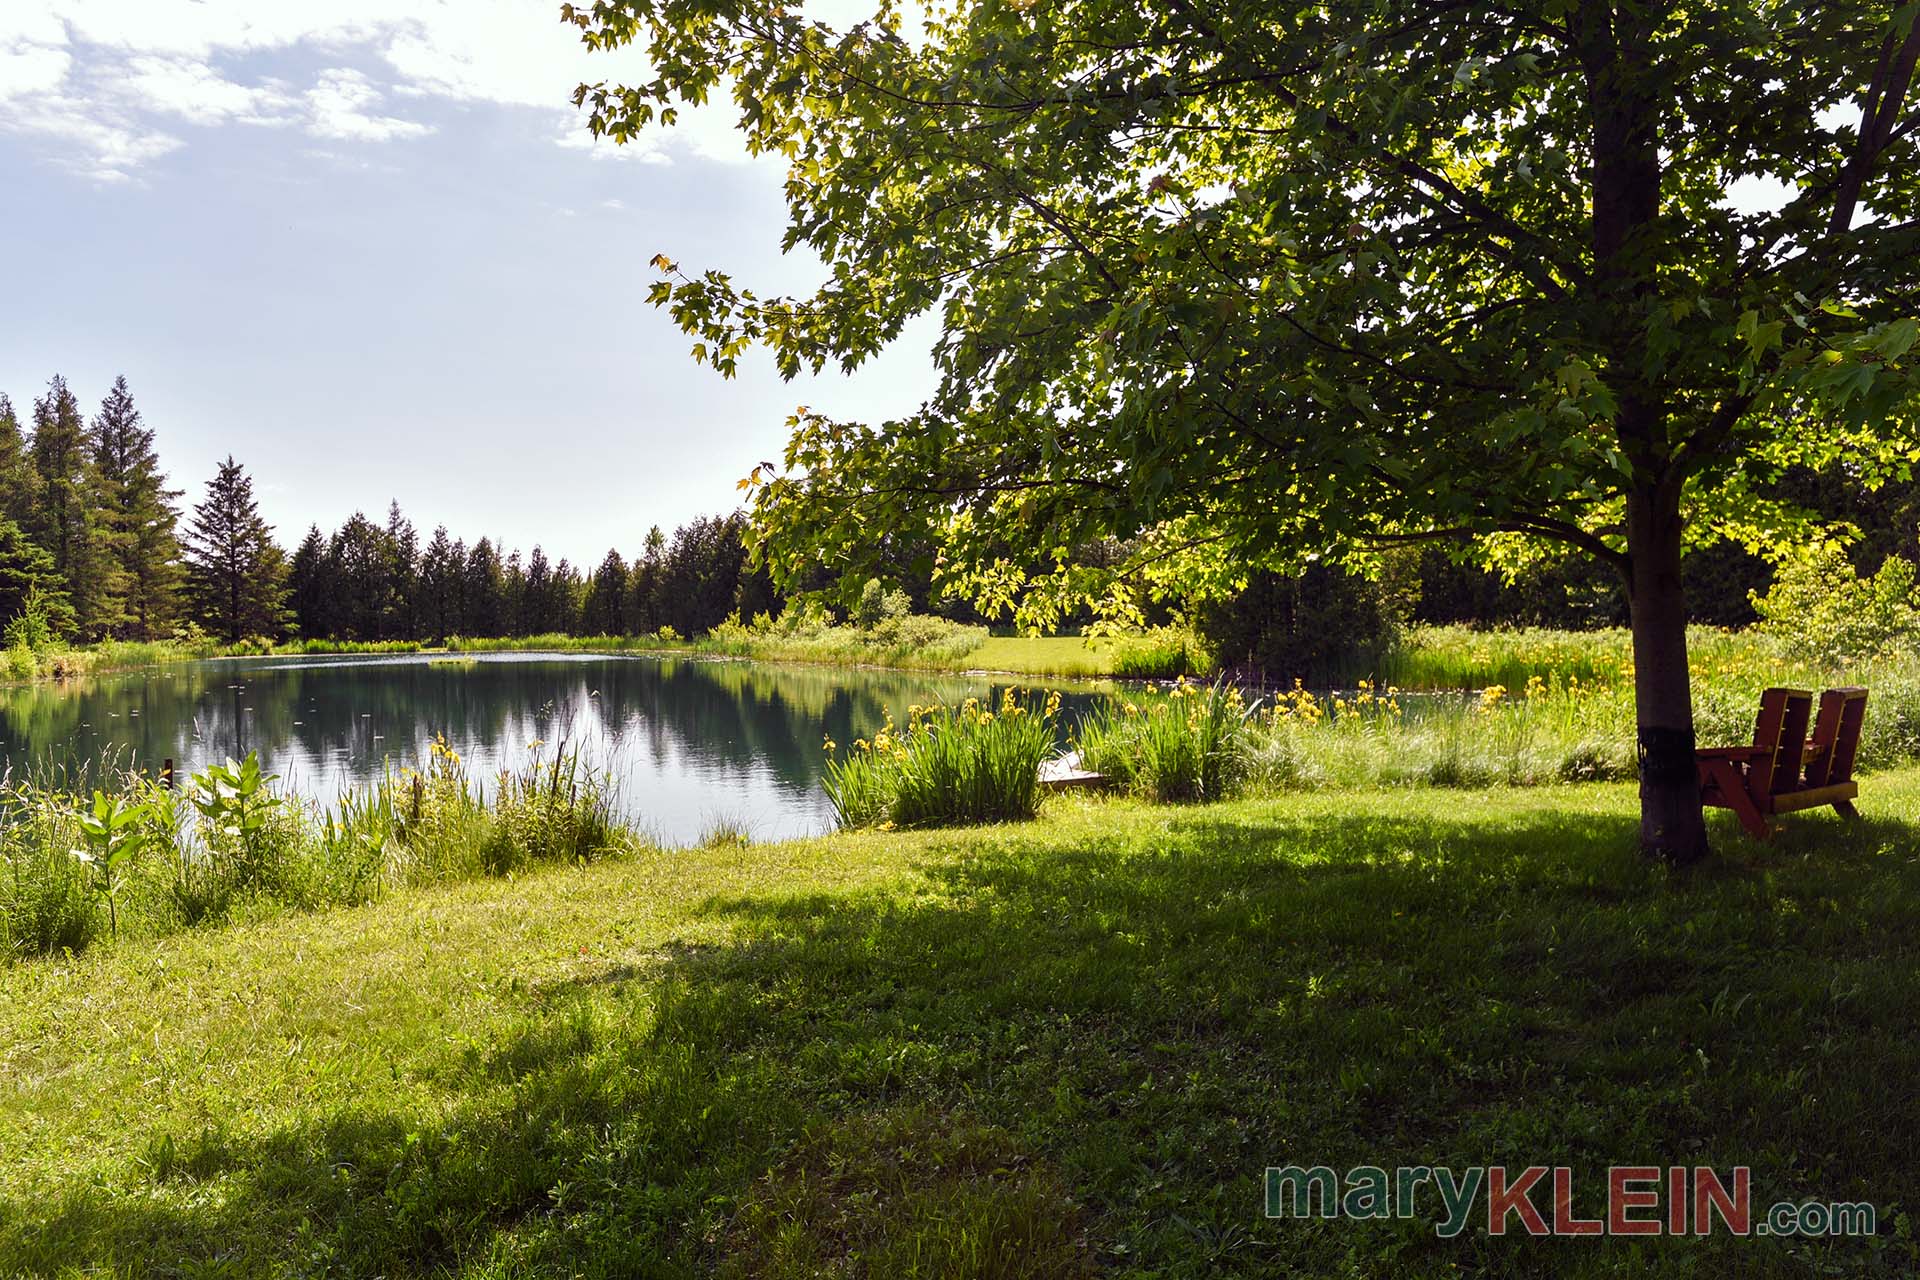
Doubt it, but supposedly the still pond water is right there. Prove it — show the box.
[0,653,1105,843]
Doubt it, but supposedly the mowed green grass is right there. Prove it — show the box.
[965,635,1119,677]
[3,779,1918,1277]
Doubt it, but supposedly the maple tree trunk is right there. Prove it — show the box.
[1626,481,1709,864]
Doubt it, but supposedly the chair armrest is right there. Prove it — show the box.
[1696,746,1773,761]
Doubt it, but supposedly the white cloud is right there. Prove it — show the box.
[0,42,70,100]
[122,56,296,126]
[305,68,434,142]
[0,0,746,179]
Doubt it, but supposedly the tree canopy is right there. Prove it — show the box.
[571,0,1920,858]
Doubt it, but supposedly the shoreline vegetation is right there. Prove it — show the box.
[6,620,1915,967]
[1,622,1194,683]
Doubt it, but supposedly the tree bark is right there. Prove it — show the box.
[1626,480,1708,864]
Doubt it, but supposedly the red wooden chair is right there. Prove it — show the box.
[1696,687,1868,839]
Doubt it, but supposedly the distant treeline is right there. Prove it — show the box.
[0,374,778,646]
[288,509,777,643]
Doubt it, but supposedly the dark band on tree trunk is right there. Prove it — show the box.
[1636,726,1697,786]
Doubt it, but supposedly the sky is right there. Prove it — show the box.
[0,0,934,566]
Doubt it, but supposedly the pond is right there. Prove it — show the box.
[0,653,1107,844]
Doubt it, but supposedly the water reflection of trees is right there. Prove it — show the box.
[0,656,1103,803]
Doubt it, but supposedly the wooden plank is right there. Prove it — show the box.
[1831,688,1869,783]
[1770,690,1813,795]
[1747,688,1797,798]
[1763,782,1859,814]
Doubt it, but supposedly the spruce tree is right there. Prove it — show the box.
[419,525,459,640]
[287,525,334,639]
[0,518,76,638]
[553,557,583,634]
[520,546,553,635]
[447,536,468,635]
[628,524,666,634]
[0,396,38,529]
[90,376,184,639]
[503,550,527,637]
[30,375,114,637]
[327,512,393,641]
[464,538,505,637]
[585,549,628,635]
[183,456,288,642]
[384,500,419,640]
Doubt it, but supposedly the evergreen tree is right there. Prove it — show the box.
[448,536,469,635]
[0,517,76,638]
[90,377,184,639]
[327,512,394,641]
[520,546,554,635]
[287,525,335,639]
[659,515,749,636]
[30,375,114,637]
[584,549,628,635]
[502,550,527,637]
[384,500,419,640]
[628,524,666,634]
[419,524,459,641]
[183,456,288,642]
[463,538,506,637]
[552,557,583,635]
[0,396,37,529]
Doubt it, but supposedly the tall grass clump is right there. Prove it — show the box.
[702,604,989,670]
[0,739,626,964]
[1235,678,1638,790]
[1108,627,1207,680]
[480,743,621,873]
[220,637,425,657]
[1074,680,1250,802]
[0,785,97,957]
[824,690,1058,829]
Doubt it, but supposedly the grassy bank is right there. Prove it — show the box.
[3,778,1915,1277]
[1,637,220,683]
[280,629,1143,678]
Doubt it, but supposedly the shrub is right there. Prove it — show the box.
[1075,680,1250,802]
[824,690,1059,828]
[1750,544,1920,667]
[853,578,911,629]
[3,643,34,682]
[3,584,61,654]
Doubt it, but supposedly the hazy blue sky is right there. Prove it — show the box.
[0,0,932,565]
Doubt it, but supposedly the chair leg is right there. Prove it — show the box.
[1700,760,1773,840]
[1833,799,1861,820]
[1735,800,1774,841]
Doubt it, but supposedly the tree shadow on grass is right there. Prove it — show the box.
[5,803,1917,1277]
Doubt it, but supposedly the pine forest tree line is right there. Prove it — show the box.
[1,373,775,648]
[287,509,777,643]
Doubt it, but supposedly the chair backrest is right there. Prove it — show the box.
[1770,689,1814,794]
[1746,688,1814,794]
[1747,688,1796,796]
[1811,687,1870,785]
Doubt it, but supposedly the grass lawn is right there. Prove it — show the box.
[3,778,1917,1277]
[965,635,1120,677]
